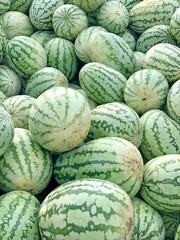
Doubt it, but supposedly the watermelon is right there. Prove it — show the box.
[132,197,165,240]
[28,87,91,152]
[5,36,47,79]
[54,137,143,198]
[64,0,106,12]
[136,25,176,53]
[0,106,14,157]
[88,31,135,78]
[170,8,180,41]
[45,38,78,81]
[160,211,180,240]
[52,4,88,41]
[38,178,135,240]
[9,0,33,13]
[143,43,180,84]
[0,190,40,239]
[0,65,21,97]
[86,102,143,148]
[129,0,180,33]
[30,30,57,49]
[0,0,11,15]
[140,109,180,160]
[0,128,53,195]
[0,25,6,63]
[133,51,144,72]
[0,90,7,106]
[25,67,68,98]
[106,0,143,11]
[79,62,127,104]
[74,26,107,63]
[118,29,136,51]
[167,80,180,125]
[29,0,64,30]
[3,95,36,129]
[175,225,180,240]
[124,69,169,115]
[140,154,180,212]
[0,11,34,40]
[96,1,129,34]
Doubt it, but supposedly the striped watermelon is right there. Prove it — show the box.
[136,25,176,53]
[167,80,180,125]
[0,106,14,157]
[64,0,106,12]
[97,1,129,34]
[52,4,88,41]
[25,67,68,98]
[160,211,180,240]
[170,8,180,41]
[38,178,135,240]
[30,30,57,49]
[9,0,33,13]
[28,87,91,152]
[0,90,7,106]
[88,31,135,78]
[5,36,47,79]
[124,69,169,115]
[0,25,6,63]
[0,0,11,15]
[0,128,52,195]
[143,43,180,84]
[74,26,107,63]
[45,38,78,81]
[118,29,136,51]
[132,197,165,240]
[140,109,180,160]
[0,11,34,40]
[175,225,180,240]
[29,0,64,30]
[133,51,144,72]
[79,62,127,104]
[86,102,143,148]
[0,65,21,97]
[141,154,180,212]
[3,95,36,129]
[106,0,143,11]
[54,137,143,198]
[0,190,40,239]
[129,0,180,33]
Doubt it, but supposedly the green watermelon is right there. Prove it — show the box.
[5,36,47,79]
[54,137,143,198]
[38,178,135,240]
[133,51,144,72]
[175,225,180,240]
[0,11,34,40]
[0,128,53,195]
[0,0,11,15]
[132,197,165,240]
[0,90,7,106]
[140,109,180,160]
[9,0,33,13]
[25,67,68,98]
[52,4,88,41]
[45,37,78,81]
[0,25,6,63]
[86,102,143,148]
[140,154,180,212]
[3,95,36,129]
[30,30,57,49]
[0,65,21,97]
[106,0,142,11]
[79,62,127,104]
[167,80,180,125]
[118,29,136,51]
[0,190,40,239]
[64,0,106,12]
[0,106,14,157]
[170,8,180,41]
[124,69,169,115]
[28,87,91,152]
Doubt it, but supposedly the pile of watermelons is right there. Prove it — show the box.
[0,0,180,239]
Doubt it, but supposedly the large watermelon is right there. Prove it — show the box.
[9,0,33,13]
[0,25,6,63]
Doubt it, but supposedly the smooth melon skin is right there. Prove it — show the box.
[28,87,91,153]
[38,179,135,240]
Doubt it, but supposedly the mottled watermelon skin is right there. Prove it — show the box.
[9,0,33,13]
[133,51,144,72]
[0,0,11,15]
[64,0,106,12]
[86,102,143,148]
[30,30,57,49]
[140,154,180,212]
[118,29,136,51]
[175,225,180,240]
[132,197,165,240]
[170,8,180,41]
[140,109,180,160]
[0,190,40,240]
[0,25,6,63]
[0,128,53,195]
[54,137,143,198]
[38,179,135,240]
